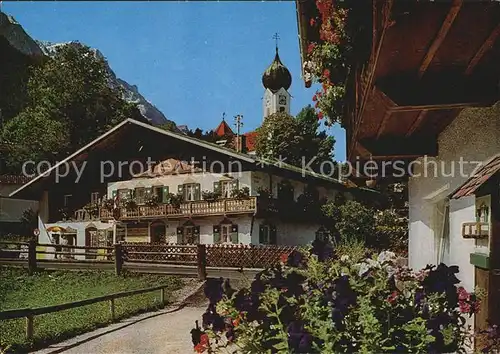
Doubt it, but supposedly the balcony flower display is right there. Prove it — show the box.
[202,190,221,202]
[231,187,250,200]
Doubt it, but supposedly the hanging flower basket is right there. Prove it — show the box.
[305,1,367,126]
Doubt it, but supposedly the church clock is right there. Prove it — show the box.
[279,95,287,105]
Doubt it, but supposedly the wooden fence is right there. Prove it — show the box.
[0,284,172,341]
[0,241,299,280]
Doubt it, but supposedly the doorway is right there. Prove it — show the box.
[150,222,166,243]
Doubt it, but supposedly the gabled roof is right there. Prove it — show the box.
[214,120,234,137]
[9,118,346,198]
[450,154,500,199]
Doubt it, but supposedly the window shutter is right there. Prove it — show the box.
[270,225,277,245]
[231,179,239,193]
[259,225,265,244]
[213,225,221,243]
[194,226,201,244]
[213,181,221,195]
[195,184,201,200]
[162,186,169,203]
[176,227,183,244]
[230,224,239,243]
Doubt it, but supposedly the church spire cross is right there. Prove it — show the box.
[222,112,226,121]
[272,32,280,52]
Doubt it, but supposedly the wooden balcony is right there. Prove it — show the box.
[99,197,257,220]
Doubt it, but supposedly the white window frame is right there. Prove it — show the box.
[184,184,197,201]
[220,181,233,199]
[221,224,232,243]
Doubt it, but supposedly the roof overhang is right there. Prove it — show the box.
[450,153,500,199]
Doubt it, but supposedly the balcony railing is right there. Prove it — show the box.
[99,197,257,220]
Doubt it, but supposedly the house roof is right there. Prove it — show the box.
[9,118,347,199]
[243,131,257,152]
[214,120,234,137]
[450,153,500,199]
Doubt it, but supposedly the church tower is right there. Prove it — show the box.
[262,34,292,120]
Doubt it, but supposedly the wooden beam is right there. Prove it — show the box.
[391,101,487,113]
[360,136,438,157]
[465,22,500,76]
[355,142,372,158]
[418,0,462,79]
[376,109,392,139]
[348,0,394,159]
[406,110,428,137]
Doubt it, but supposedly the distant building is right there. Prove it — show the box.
[213,45,293,155]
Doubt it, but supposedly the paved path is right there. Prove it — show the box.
[34,304,206,354]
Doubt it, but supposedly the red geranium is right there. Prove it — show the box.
[317,112,324,120]
[194,334,209,353]
[280,253,289,264]
[312,94,317,102]
[307,43,316,54]
[310,18,316,26]
[387,291,398,304]
[323,69,331,79]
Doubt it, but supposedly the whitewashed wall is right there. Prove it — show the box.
[38,218,114,260]
[408,104,500,293]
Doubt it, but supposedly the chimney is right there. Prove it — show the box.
[239,135,247,153]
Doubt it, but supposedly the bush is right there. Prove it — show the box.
[322,200,408,255]
[192,249,481,353]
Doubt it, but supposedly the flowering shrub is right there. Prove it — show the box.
[305,0,351,125]
[192,249,482,353]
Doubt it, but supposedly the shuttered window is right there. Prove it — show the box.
[259,224,277,245]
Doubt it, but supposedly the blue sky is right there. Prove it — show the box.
[6,1,346,160]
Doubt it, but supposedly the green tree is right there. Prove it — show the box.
[1,42,143,173]
[1,107,70,173]
[255,106,335,171]
[158,121,178,132]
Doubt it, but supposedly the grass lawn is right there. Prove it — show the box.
[0,267,183,353]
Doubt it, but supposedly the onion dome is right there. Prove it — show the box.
[262,48,292,92]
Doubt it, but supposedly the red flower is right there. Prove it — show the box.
[317,112,324,120]
[314,101,319,108]
[310,18,316,26]
[387,291,398,304]
[280,253,289,264]
[194,334,209,353]
[312,94,317,102]
[323,69,330,79]
[232,318,240,327]
[307,43,316,54]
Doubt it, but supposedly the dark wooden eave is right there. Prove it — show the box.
[297,0,500,177]
[348,1,500,164]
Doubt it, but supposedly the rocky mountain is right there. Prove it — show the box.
[0,11,173,126]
